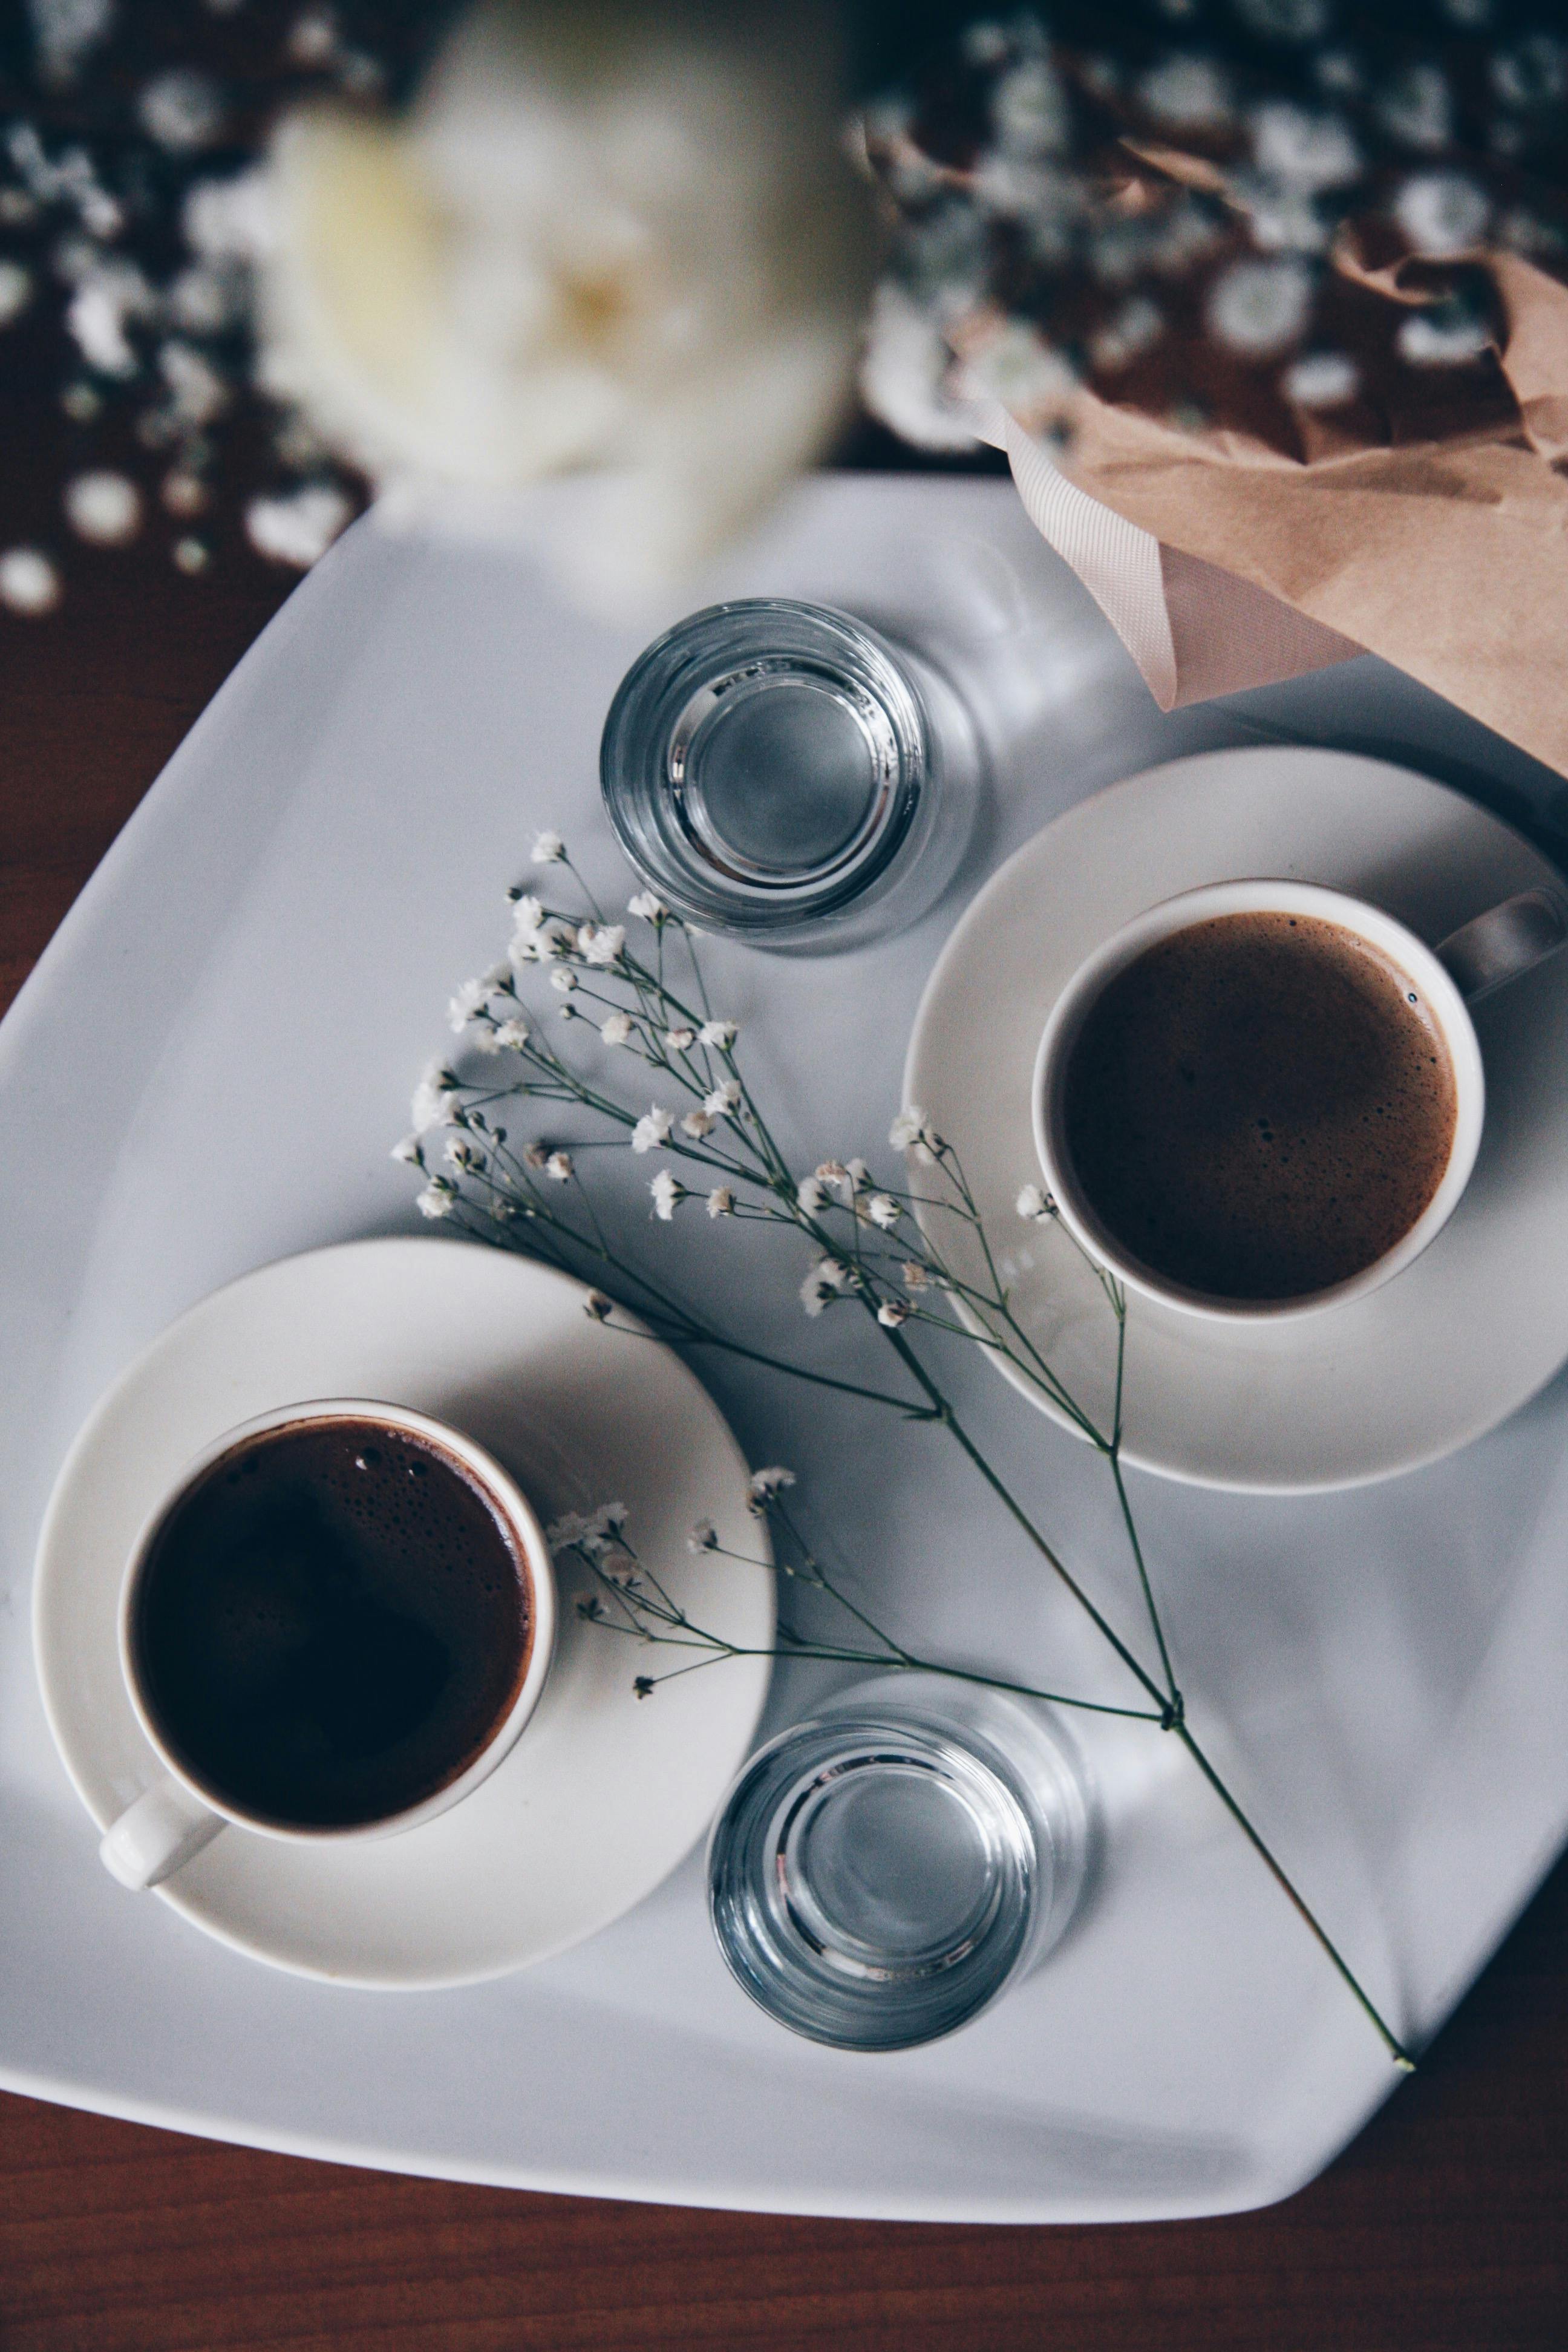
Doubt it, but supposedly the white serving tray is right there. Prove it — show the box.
[3,476,1567,2223]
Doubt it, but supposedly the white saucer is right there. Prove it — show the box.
[32,1238,773,1987]
[905,747,1568,1491]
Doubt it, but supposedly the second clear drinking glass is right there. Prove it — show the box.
[707,1673,1091,2051]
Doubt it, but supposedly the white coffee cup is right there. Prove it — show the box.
[1031,878,1567,1324]
[99,1399,557,1890]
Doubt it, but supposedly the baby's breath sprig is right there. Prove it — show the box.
[395,834,1413,2071]
[545,1483,1165,1725]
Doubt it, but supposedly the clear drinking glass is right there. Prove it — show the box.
[707,1673,1090,2051]
[600,599,979,953]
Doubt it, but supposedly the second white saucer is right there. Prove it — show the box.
[33,1238,774,1986]
[904,747,1568,1492]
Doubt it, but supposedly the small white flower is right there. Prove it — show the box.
[846,1157,871,1191]
[531,829,565,864]
[688,1520,719,1551]
[469,1024,503,1056]
[664,1025,696,1053]
[1016,1183,1056,1221]
[548,968,575,994]
[545,1151,573,1181]
[799,1256,854,1316]
[901,1261,930,1290]
[864,1192,900,1230]
[494,1017,530,1051]
[411,1060,460,1133]
[632,1105,673,1153]
[390,1134,423,1167]
[707,1186,735,1218]
[580,923,626,968]
[682,1109,715,1140]
[749,1465,796,1503]
[508,895,547,966]
[650,1169,684,1220]
[416,1178,456,1219]
[814,1160,851,1197]
[584,1290,613,1321]
[797,1176,827,1214]
[444,1134,483,1171]
[601,1011,634,1047]
[877,1299,911,1327]
[704,1079,742,1118]
[446,975,489,1032]
[628,889,668,923]
[698,1020,737,1049]
[544,1510,590,1554]
[889,1106,941,1163]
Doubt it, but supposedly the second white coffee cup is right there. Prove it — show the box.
[1031,877,1566,1324]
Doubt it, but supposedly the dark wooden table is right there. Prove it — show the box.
[3,435,1567,2351]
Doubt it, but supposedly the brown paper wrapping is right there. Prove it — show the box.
[1056,252,1568,774]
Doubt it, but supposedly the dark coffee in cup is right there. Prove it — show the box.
[1060,911,1459,1301]
[130,1414,534,1829]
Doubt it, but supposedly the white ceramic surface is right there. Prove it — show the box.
[34,1241,772,1986]
[907,750,1568,1489]
[4,478,1568,2221]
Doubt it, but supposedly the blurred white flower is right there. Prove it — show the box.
[797,1176,827,1214]
[531,828,565,864]
[257,0,873,601]
[1394,172,1490,258]
[749,1465,796,1500]
[545,1149,573,1180]
[600,1010,634,1045]
[446,975,489,1030]
[627,888,667,922]
[632,1104,673,1152]
[63,469,142,545]
[411,1059,460,1132]
[864,1192,900,1230]
[650,1169,682,1219]
[1282,350,1360,407]
[245,483,351,568]
[1206,258,1312,358]
[707,1185,734,1217]
[580,922,625,967]
[704,1079,742,1118]
[698,1019,737,1049]
[0,260,33,327]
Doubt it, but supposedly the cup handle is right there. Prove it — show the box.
[99,1777,225,1890]
[1436,888,1568,1003]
